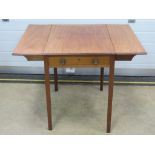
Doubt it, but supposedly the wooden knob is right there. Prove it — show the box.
[59,58,66,65]
[92,58,99,65]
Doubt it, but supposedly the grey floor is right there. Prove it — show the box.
[0,83,155,135]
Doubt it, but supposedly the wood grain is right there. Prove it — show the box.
[13,24,146,56]
[107,25,146,55]
[44,56,52,130]
[44,25,114,55]
[25,54,135,61]
[12,24,146,132]
[100,68,104,91]
[13,25,51,55]
[54,68,58,91]
[48,55,110,67]
[107,56,115,133]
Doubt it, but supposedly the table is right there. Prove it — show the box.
[13,24,146,133]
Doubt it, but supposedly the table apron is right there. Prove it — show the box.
[48,56,110,67]
[25,54,135,68]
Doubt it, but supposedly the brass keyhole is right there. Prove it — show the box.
[92,58,99,65]
[59,58,66,65]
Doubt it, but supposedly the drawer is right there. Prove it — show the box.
[49,56,110,67]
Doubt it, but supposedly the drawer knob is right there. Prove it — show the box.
[92,58,99,65]
[59,58,66,65]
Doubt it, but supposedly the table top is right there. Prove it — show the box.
[13,24,146,56]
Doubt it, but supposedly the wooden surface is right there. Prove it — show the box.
[54,68,58,91]
[25,55,135,61]
[13,25,51,55]
[13,24,146,56]
[44,57,52,130]
[48,56,110,67]
[107,25,145,55]
[45,25,114,55]
[100,68,104,91]
[13,24,145,133]
[107,56,115,133]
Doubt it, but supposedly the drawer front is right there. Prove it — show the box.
[49,56,110,67]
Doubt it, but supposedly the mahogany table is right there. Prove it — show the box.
[13,24,146,133]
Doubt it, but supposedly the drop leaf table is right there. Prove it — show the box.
[13,24,146,133]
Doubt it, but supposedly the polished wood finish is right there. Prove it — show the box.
[14,25,51,56]
[45,25,114,55]
[54,68,58,91]
[100,68,104,91]
[107,25,146,55]
[48,56,110,67]
[14,24,145,56]
[25,54,135,61]
[13,24,146,133]
[107,56,115,133]
[44,57,52,130]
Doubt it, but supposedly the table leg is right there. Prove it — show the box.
[54,68,58,91]
[100,68,104,91]
[44,57,52,130]
[106,56,115,133]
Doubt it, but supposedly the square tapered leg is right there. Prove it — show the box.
[44,57,52,130]
[106,56,115,133]
[100,68,104,91]
[54,68,58,91]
